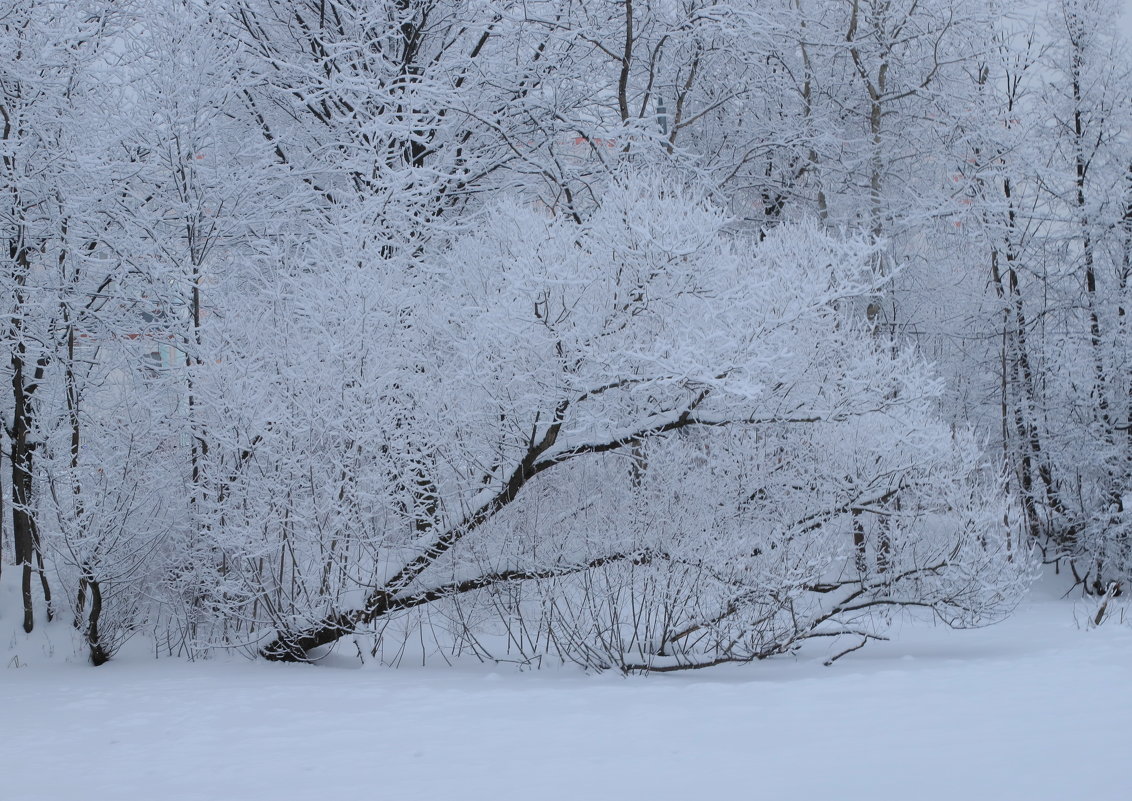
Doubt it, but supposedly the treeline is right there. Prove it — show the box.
[0,0,1127,668]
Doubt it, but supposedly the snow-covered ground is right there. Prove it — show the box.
[5,581,1131,800]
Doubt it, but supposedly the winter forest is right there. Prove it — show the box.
[2,0,1131,681]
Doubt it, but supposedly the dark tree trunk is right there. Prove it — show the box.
[85,575,109,666]
[10,339,51,632]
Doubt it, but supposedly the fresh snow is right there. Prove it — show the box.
[4,584,1130,800]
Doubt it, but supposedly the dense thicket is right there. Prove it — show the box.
[1,0,1126,668]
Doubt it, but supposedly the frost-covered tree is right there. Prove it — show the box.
[199,170,1029,667]
[0,0,125,637]
[1031,0,1132,589]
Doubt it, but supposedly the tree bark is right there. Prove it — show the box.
[10,343,52,632]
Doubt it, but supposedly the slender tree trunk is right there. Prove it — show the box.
[63,309,108,662]
[852,509,868,576]
[11,341,52,632]
[1071,53,1111,432]
[1120,164,1132,459]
